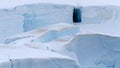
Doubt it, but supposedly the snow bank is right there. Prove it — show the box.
[0,44,80,68]
[66,34,120,68]
[4,23,79,44]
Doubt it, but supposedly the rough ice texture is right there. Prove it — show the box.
[81,6,119,24]
[66,34,120,68]
[22,4,74,31]
[1,5,120,40]
[0,3,74,41]
[0,13,23,40]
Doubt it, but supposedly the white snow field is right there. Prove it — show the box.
[0,3,120,68]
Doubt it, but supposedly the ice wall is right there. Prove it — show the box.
[81,6,119,24]
[22,4,74,32]
[66,34,120,68]
[0,3,74,40]
[0,9,23,41]
[1,4,120,42]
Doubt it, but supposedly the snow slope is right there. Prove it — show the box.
[2,23,120,68]
[0,23,80,68]
[0,44,80,68]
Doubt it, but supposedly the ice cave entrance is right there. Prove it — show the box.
[73,8,81,23]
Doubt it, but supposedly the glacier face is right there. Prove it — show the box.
[0,3,74,40]
[0,13,23,40]
[81,6,115,24]
[22,4,74,32]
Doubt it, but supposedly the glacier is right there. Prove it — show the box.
[0,3,74,41]
[22,4,74,31]
[0,3,120,68]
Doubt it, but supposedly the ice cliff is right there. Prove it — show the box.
[0,3,74,40]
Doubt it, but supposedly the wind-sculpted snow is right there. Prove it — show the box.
[4,23,78,44]
[3,22,120,68]
[37,27,79,43]
[0,23,81,68]
[66,34,120,68]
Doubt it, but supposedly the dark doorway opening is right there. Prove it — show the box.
[73,8,81,23]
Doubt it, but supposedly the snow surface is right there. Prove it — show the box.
[2,22,120,68]
[0,23,80,68]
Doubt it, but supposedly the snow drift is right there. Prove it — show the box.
[0,44,80,68]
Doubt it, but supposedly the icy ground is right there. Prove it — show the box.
[0,3,120,68]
